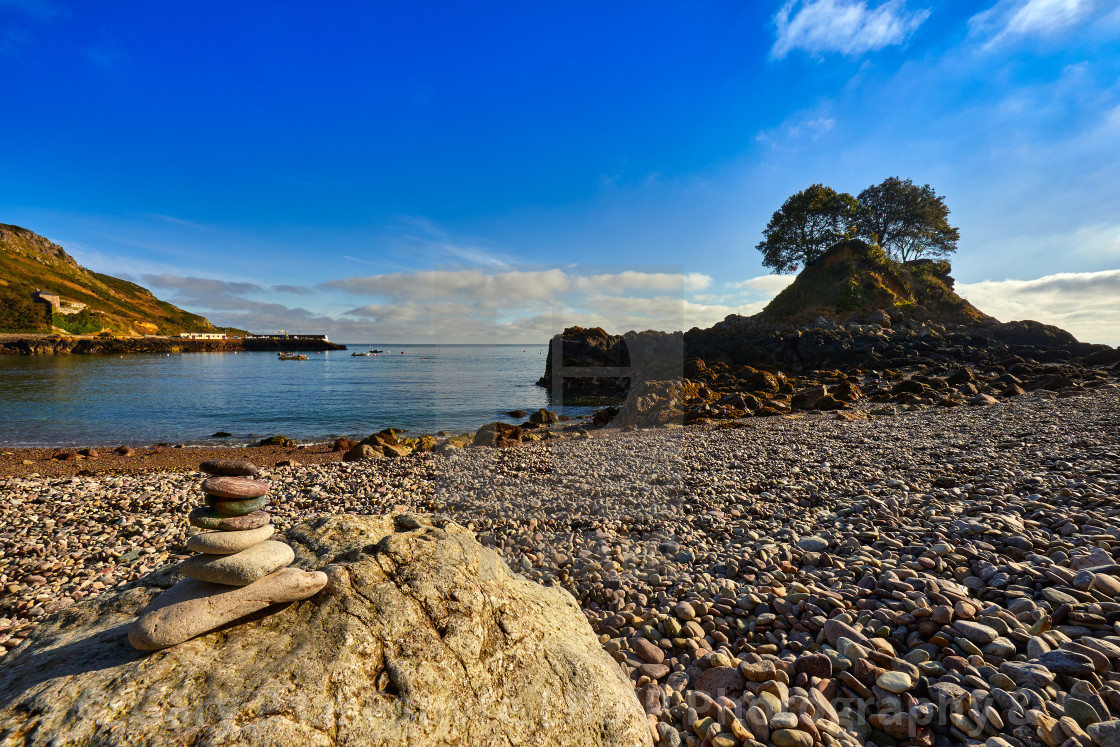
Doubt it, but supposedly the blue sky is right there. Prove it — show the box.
[2,0,1119,343]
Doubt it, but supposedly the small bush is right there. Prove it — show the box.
[52,310,103,335]
[0,291,50,332]
[836,277,864,313]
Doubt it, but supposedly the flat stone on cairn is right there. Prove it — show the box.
[204,495,268,516]
[128,460,324,650]
[198,459,259,476]
[188,507,271,530]
[180,541,295,585]
[186,524,274,554]
[200,475,269,500]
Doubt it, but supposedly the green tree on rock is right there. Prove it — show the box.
[857,177,960,262]
[756,184,859,274]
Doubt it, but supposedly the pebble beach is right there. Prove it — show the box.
[3,381,1120,747]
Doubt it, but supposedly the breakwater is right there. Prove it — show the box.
[0,335,346,355]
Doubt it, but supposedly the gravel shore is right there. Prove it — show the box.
[3,382,1120,747]
[0,443,348,480]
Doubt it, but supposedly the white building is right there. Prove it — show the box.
[175,332,227,340]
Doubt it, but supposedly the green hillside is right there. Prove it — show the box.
[0,224,240,336]
[757,239,989,325]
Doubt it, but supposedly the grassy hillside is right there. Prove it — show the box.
[757,239,989,325]
[0,224,244,336]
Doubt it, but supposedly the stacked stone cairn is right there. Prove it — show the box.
[128,460,327,651]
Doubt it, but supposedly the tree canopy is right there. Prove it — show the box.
[856,177,960,262]
[756,184,859,274]
[756,178,961,273]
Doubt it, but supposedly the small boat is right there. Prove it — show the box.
[278,353,308,360]
[351,351,370,357]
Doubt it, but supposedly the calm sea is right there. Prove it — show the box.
[0,344,597,447]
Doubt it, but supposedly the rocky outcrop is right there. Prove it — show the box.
[0,514,650,747]
[685,314,1118,373]
[540,318,1117,404]
[537,244,1118,399]
[537,327,683,397]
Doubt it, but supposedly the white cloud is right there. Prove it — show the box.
[969,0,1095,48]
[683,272,713,292]
[957,268,1120,345]
[142,274,263,296]
[324,268,715,303]
[727,275,798,294]
[771,0,930,59]
[756,112,837,148]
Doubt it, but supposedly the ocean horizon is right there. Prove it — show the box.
[0,343,598,448]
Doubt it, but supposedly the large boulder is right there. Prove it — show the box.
[0,515,651,747]
[473,422,523,448]
[612,378,704,427]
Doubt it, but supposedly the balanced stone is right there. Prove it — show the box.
[189,507,271,531]
[205,495,268,517]
[128,567,328,650]
[199,460,259,477]
[186,525,275,554]
[200,476,269,500]
[179,541,295,585]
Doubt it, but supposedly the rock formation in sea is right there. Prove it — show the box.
[537,241,1120,428]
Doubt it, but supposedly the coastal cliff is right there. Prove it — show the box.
[0,224,244,337]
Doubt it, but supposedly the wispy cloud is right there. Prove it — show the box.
[969,0,1096,48]
[958,269,1120,345]
[324,268,715,303]
[391,215,519,268]
[728,275,798,294]
[141,274,263,296]
[145,213,207,230]
[756,110,837,148]
[771,0,930,59]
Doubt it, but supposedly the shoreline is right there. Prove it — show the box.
[0,419,584,479]
[0,333,346,355]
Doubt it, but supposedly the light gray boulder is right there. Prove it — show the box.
[0,514,651,747]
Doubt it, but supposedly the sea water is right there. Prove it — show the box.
[0,344,598,447]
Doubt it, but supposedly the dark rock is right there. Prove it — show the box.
[1026,373,1076,391]
[343,443,384,462]
[199,460,259,477]
[473,422,523,448]
[255,435,295,447]
[791,386,827,410]
[331,438,355,453]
